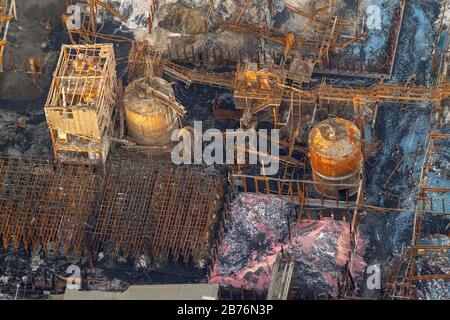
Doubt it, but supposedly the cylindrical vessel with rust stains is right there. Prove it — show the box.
[124,77,180,146]
[308,117,363,198]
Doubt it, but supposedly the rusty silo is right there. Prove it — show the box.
[308,117,363,198]
[124,77,185,146]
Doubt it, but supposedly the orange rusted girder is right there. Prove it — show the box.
[233,0,253,25]
[421,187,450,193]
[220,19,361,61]
[408,274,450,281]
[430,133,450,139]
[411,245,450,251]
[129,41,450,123]
[0,13,12,23]
[398,133,450,297]
[283,82,450,106]
[0,0,16,72]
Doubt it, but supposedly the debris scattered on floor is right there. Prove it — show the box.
[415,235,450,300]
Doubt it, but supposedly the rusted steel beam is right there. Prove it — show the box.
[408,274,450,281]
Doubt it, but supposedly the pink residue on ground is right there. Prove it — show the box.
[209,194,367,295]
[209,242,289,291]
[211,218,367,293]
[350,230,368,286]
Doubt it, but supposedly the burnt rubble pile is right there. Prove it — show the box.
[288,220,356,298]
[210,193,367,298]
[210,193,292,291]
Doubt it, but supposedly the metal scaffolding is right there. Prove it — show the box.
[128,40,450,132]
[45,44,118,164]
[89,162,224,263]
[0,158,224,264]
[267,253,295,300]
[385,134,450,299]
[0,158,99,255]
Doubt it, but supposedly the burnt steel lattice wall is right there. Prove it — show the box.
[0,158,224,264]
[88,163,224,263]
[0,158,99,255]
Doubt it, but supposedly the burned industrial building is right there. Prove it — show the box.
[0,0,448,302]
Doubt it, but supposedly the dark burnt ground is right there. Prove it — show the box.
[357,0,443,298]
[0,246,207,299]
[0,0,67,110]
[0,0,68,157]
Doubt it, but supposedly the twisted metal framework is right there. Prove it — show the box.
[0,158,224,264]
[129,40,450,140]
[0,158,99,255]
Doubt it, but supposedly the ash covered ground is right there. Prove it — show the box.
[210,193,366,299]
[0,0,448,299]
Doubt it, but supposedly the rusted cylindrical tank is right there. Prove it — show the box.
[124,77,180,146]
[308,118,363,198]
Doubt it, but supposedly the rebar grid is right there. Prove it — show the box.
[0,158,99,255]
[90,163,224,263]
[88,162,158,257]
[0,158,224,264]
